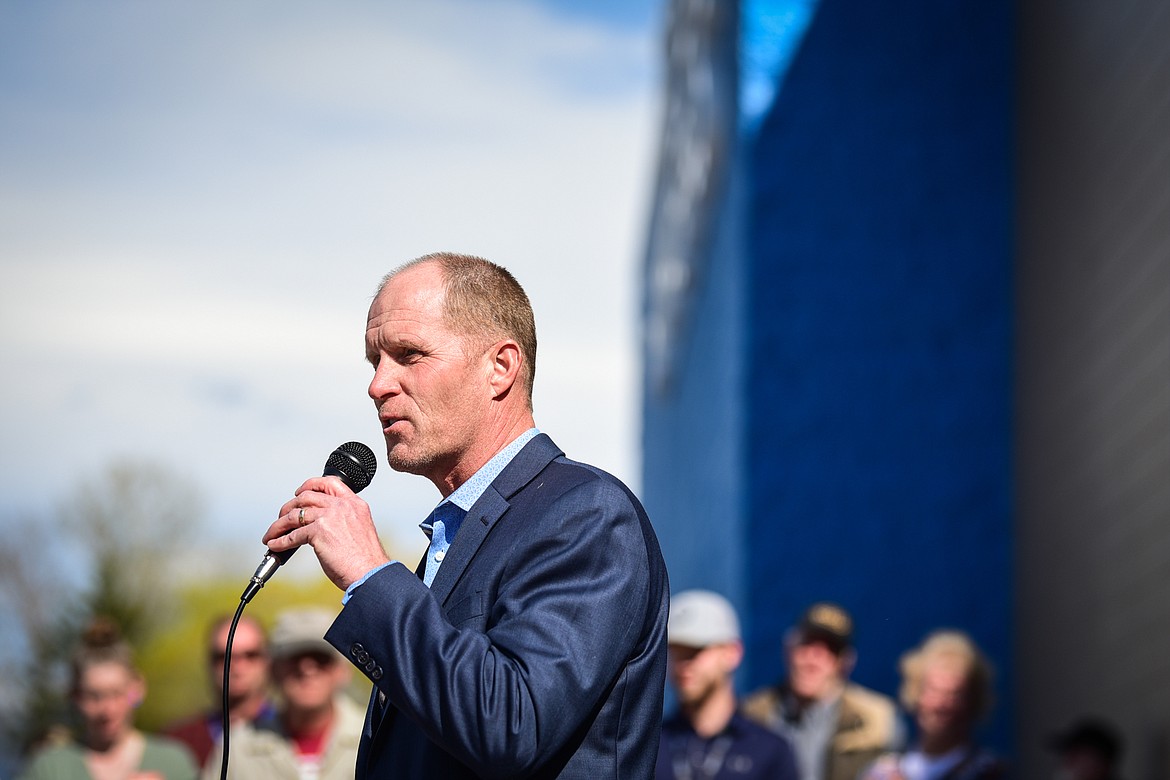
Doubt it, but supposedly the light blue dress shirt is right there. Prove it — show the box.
[343,428,540,601]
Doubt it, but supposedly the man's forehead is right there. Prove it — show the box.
[365,306,448,347]
[78,662,133,685]
[378,261,445,299]
[369,272,447,324]
[213,617,263,643]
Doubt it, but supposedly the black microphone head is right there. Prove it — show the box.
[323,441,377,493]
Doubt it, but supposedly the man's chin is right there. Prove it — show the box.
[387,449,428,476]
[89,727,119,747]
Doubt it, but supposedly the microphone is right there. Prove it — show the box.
[241,441,378,603]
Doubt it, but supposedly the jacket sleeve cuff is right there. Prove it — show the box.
[342,561,396,605]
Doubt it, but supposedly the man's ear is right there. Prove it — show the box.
[839,648,858,677]
[721,640,745,674]
[487,339,523,398]
[129,676,146,708]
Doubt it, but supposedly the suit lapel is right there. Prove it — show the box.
[360,435,566,773]
[428,489,506,604]
[427,433,563,605]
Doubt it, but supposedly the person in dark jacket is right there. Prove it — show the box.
[262,253,669,779]
[657,589,798,780]
[1048,717,1124,780]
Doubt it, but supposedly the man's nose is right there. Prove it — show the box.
[369,361,401,401]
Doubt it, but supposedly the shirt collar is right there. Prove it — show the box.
[430,427,540,516]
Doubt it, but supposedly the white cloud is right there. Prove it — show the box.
[0,0,659,564]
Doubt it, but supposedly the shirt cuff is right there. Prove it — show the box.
[342,562,395,605]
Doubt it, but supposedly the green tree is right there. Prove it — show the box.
[0,459,203,753]
[0,508,86,753]
[2,458,400,757]
[136,576,368,731]
[58,459,203,645]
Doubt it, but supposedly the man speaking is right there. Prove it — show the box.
[262,253,669,779]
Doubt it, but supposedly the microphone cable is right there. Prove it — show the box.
[217,441,377,780]
[217,601,248,780]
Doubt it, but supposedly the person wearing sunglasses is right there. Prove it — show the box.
[166,615,277,768]
[204,608,363,780]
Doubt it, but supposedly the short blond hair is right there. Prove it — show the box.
[898,630,995,721]
[380,253,537,406]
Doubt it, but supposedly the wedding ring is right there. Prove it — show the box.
[298,507,306,526]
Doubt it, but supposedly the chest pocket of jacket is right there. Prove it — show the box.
[446,590,484,627]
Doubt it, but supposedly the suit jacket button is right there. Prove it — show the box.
[371,667,383,681]
[352,644,370,664]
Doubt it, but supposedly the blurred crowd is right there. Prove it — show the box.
[656,591,1124,780]
[14,607,363,780]
[12,598,1125,780]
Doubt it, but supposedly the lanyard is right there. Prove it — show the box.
[671,735,734,780]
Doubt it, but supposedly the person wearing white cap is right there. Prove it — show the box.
[656,590,799,780]
[204,608,364,780]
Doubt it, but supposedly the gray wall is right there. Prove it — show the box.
[1016,2,1170,779]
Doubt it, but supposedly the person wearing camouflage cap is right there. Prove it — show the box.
[742,602,901,780]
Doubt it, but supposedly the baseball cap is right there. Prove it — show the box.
[269,608,340,660]
[794,602,853,654]
[668,590,741,648]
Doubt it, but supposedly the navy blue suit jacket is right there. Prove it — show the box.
[326,434,669,779]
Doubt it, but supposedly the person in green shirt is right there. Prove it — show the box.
[18,618,197,780]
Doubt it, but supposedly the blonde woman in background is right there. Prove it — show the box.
[859,631,1006,780]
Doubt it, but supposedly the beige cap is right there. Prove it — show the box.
[269,607,340,660]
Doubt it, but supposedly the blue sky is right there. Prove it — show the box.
[540,0,661,30]
[0,0,665,575]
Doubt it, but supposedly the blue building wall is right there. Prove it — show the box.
[744,0,1015,751]
[643,0,1015,754]
[643,168,749,607]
